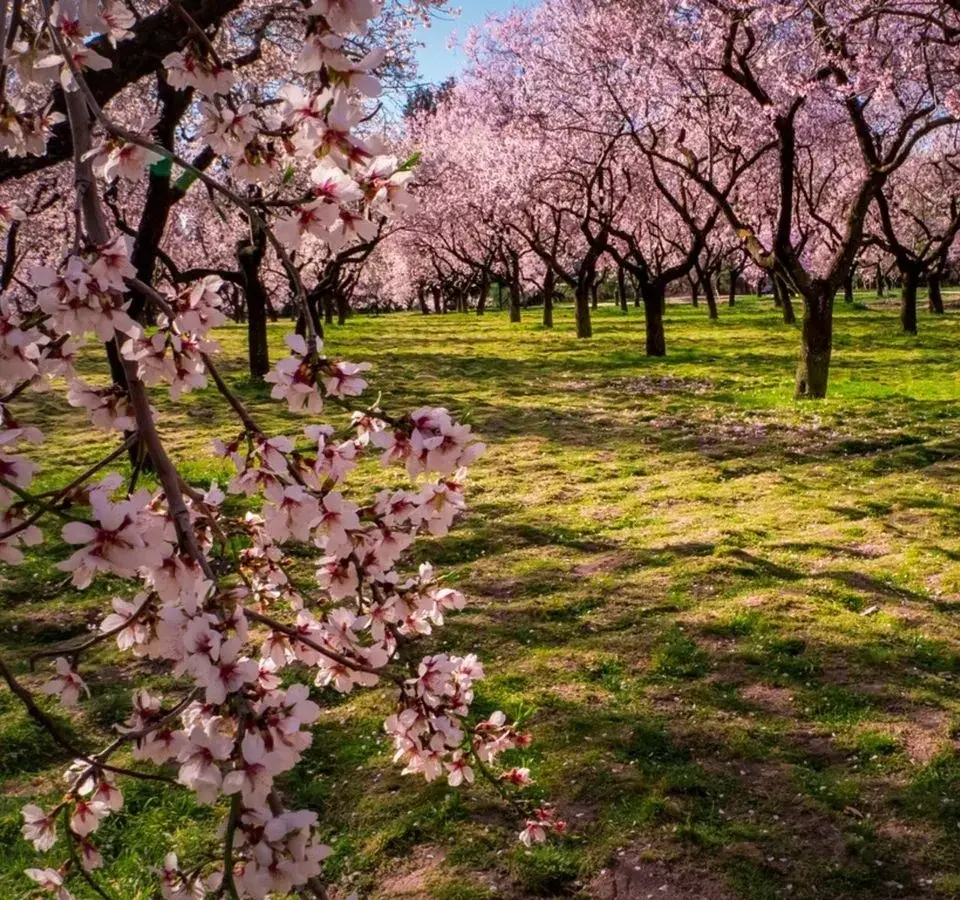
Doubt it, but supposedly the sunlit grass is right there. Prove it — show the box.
[3,295,960,897]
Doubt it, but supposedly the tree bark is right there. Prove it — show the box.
[477,269,489,316]
[900,267,919,335]
[336,292,349,326]
[773,275,796,324]
[574,276,592,338]
[542,267,555,328]
[728,267,738,307]
[641,283,667,356]
[843,264,856,304]
[697,263,718,320]
[689,274,699,307]
[590,280,599,310]
[876,261,885,297]
[929,272,945,314]
[418,286,428,314]
[237,223,270,380]
[509,271,522,323]
[617,266,628,312]
[795,286,833,399]
[771,278,783,306]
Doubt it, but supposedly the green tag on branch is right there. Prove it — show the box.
[149,157,173,177]
[174,170,200,194]
[399,151,421,171]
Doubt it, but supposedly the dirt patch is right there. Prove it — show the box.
[372,846,446,899]
[605,375,716,397]
[588,505,625,523]
[648,410,844,460]
[741,683,795,717]
[879,707,950,763]
[574,552,636,577]
[588,851,732,900]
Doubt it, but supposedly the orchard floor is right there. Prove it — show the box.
[4,296,960,899]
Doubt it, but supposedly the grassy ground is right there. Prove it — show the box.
[3,295,960,899]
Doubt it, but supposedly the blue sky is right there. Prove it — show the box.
[413,1,529,86]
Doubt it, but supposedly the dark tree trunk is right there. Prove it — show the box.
[336,292,349,326]
[876,261,885,297]
[689,274,699,307]
[632,274,641,308]
[728,268,738,307]
[795,285,833,399]
[574,276,592,338]
[773,276,796,324]
[641,283,667,356]
[782,290,796,325]
[237,224,270,380]
[323,292,335,326]
[433,289,443,314]
[418,286,428,314]
[617,266,628,312]
[509,271,522,323]
[900,267,919,335]
[929,272,945,314]
[590,280,599,310]
[698,263,718,320]
[542,268,555,328]
[477,270,489,316]
[844,264,856,304]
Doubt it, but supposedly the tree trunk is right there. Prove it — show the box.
[689,274,699,307]
[237,224,270,380]
[617,266,628,312]
[477,270,489,316]
[323,292,335,325]
[900,267,919,335]
[929,272,945,314]
[574,277,592,338]
[336,292,349,326]
[542,268,555,328]
[795,285,833,399]
[632,274,641,308]
[844,264,856,304]
[591,280,599,310]
[433,289,443,314]
[876,261,885,297]
[773,275,796,324]
[728,267,737,307]
[698,264,718,320]
[508,270,522,322]
[641,283,666,356]
[418,286,428,314]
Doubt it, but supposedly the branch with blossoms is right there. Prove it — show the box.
[0,1,560,898]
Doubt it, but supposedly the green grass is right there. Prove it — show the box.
[4,295,960,898]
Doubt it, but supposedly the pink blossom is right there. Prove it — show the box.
[21,805,57,851]
[40,658,89,707]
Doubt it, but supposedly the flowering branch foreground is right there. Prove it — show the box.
[0,0,562,896]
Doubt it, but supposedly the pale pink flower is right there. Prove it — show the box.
[40,658,89,707]
[24,867,73,899]
[21,804,57,851]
